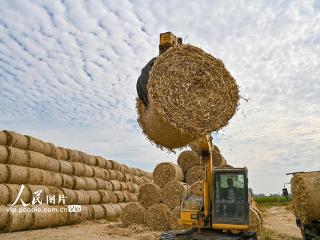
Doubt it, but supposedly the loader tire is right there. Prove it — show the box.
[159,231,176,240]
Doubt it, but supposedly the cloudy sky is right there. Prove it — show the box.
[0,0,319,194]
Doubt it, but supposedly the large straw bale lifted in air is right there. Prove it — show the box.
[137,45,239,150]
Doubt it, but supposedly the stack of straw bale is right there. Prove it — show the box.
[121,148,262,234]
[0,130,152,232]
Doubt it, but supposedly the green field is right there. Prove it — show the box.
[254,196,291,206]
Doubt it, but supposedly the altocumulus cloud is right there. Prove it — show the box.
[0,0,319,194]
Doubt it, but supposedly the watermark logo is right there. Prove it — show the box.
[68,205,81,213]
[9,184,67,207]
[7,185,79,213]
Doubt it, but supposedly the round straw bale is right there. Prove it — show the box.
[117,171,126,181]
[88,191,102,204]
[60,174,75,189]
[66,205,93,224]
[120,164,129,173]
[73,162,86,176]
[249,207,262,234]
[6,147,29,166]
[90,204,106,220]
[0,185,10,204]
[28,151,47,170]
[191,181,203,196]
[291,171,320,224]
[6,184,31,205]
[108,170,118,180]
[110,160,121,171]
[67,149,80,162]
[123,192,131,202]
[102,169,110,180]
[163,181,188,210]
[41,142,53,157]
[92,166,104,179]
[83,165,94,177]
[0,206,8,231]
[96,156,106,168]
[59,160,74,175]
[78,151,87,163]
[47,143,57,159]
[84,177,98,190]
[0,146,8,164]
[113,191,125,203]
[136,98,195,150]
[251,203,263,224]
[132,183,139,193]
[61,188,77,204]
[141,176,151,185]
[102,204,117,220]
[74,176,86,190]
[145,203,172,231]
[104,160,112,169]
[47,186,65,203]
[42,171,63,187]
[126,182,134,193]
[121,202,146,227]
[211,146,224,167]
[29,205,62,229]
[132,175,143,185]
[186,166,205,185]
[4,131,29,150]
[0,164,9,183]
[147,45,239,145]
[112,203,122,217]
[104,181,113,191]
[120,182,129,191]
[26,136,46,155]
[95,178,106,189]
[7,206,33,231]
[55,147,63,160]
[84,155,96,166]
[8,165,29,184]
[171,206,183,230]
[138,183,162,208]
[0,131,8,145]
[45,157,60,172]
[129,193,138,202]
[118,202,128,210]
[27,185,49,203]
[99,190,112,203]
[153,162,184,188]
[124,173,133,182]
[75,190,91,205]
[56,147,68,160]
[177,150,202,172]
[109,180,121,191]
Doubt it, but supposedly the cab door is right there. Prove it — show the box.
[212,169,249,227]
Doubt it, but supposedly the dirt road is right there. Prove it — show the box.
[262,206,301,239]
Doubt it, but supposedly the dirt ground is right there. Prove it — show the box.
[0,220,161,240]
[0,206,302,240]
[260,205,301,240]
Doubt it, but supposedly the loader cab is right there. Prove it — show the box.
[159,32,182,54]
[212,168,249,229]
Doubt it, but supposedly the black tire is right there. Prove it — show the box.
[301,226,312,240]
[159,231,176,240]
